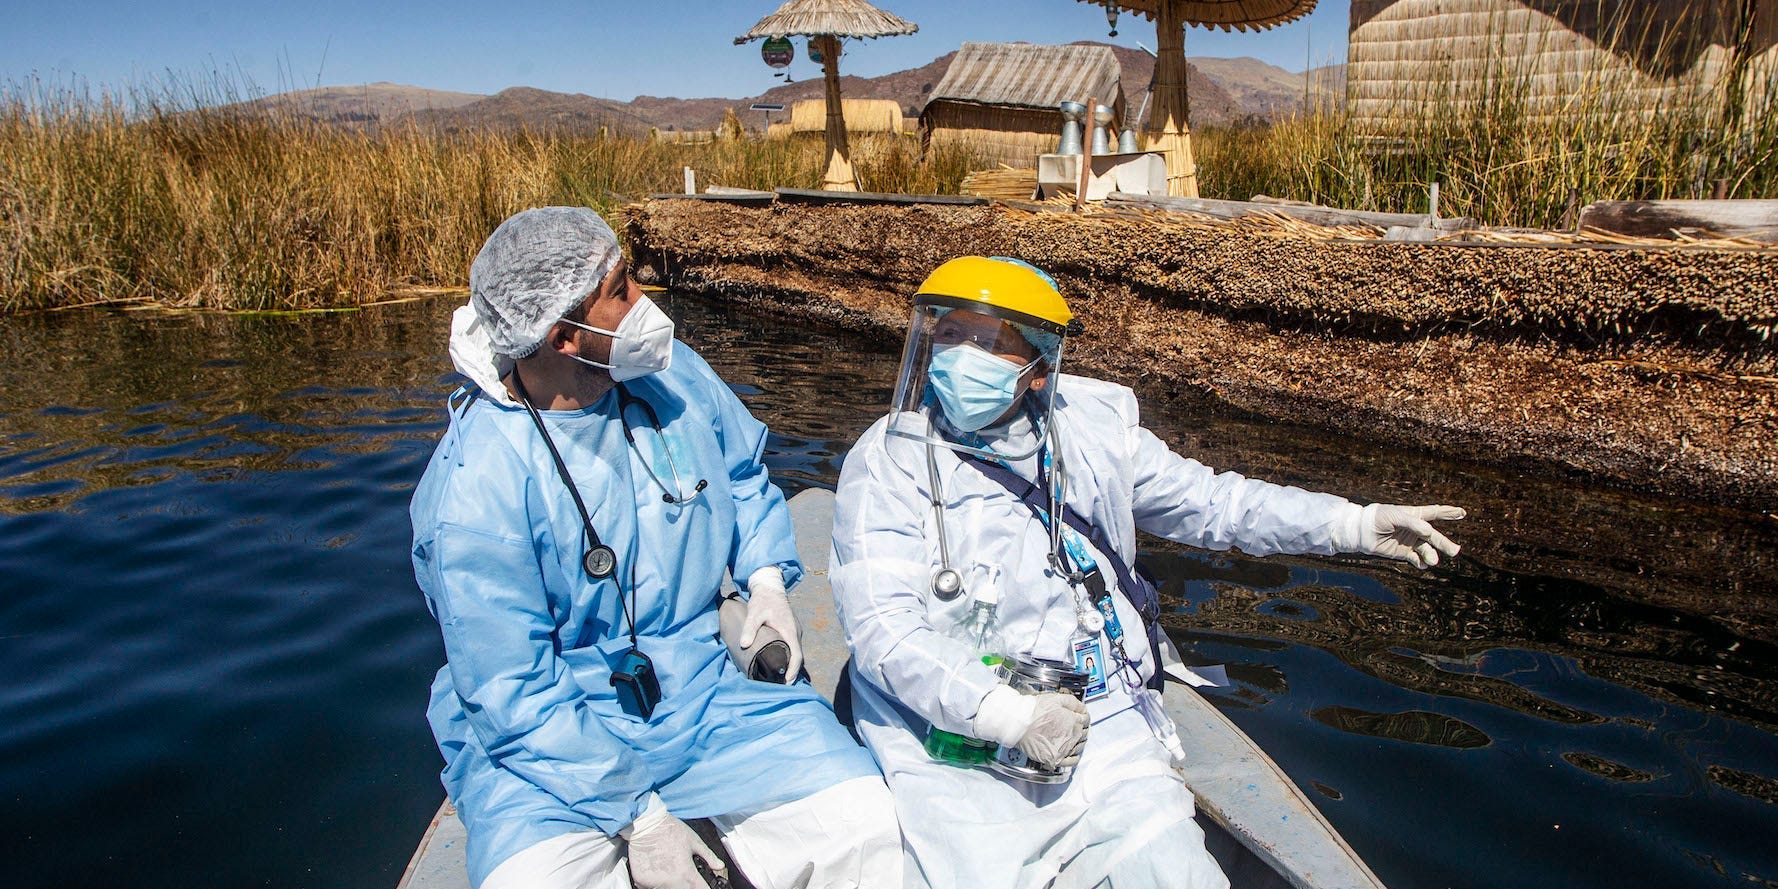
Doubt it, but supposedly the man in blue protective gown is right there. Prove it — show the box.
[410,207,900,889]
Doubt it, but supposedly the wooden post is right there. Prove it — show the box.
[818,34,857,192]
[1560,186,1581,232]
[1075,95,1096,212]
[1144,1,1199,197]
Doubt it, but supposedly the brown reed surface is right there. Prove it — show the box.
[627,198,1778,513]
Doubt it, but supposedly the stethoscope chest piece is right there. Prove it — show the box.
[932,568,964,601]
[584,545,617,580]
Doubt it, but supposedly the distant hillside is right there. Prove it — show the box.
[411,87,655,136]
[1306,63,1347,104]
[1193,57,1307,117]
[252,82,485,124]
[1091,43,1241,126]
[629,53,955,132]
[234,47,1336,136]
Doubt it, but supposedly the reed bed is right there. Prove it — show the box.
[0,82,987,313]
[6,31,1775,314]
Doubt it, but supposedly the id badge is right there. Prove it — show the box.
[611,648,663,719]
[1073,636,1109,701]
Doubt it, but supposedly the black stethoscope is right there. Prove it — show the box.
[511,371,706,581]
[615,385,709,506]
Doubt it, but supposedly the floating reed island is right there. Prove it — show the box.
[625,195,1778,514]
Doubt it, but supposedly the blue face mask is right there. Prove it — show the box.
[927,344,1039,433]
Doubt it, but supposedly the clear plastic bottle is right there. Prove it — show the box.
[924,585,1006,765]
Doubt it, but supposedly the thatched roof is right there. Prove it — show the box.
[1074,0,1317,32]
[1345,0,1778,131]
[735,0,918,43]
[924,42,1125,112]
[1351,0,1776,77]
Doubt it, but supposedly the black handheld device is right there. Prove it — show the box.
[693,853,731,889]
[749,639,792,684]
[611,649,662,719]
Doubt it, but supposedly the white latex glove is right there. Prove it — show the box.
[1017,693,1091,767]
[742,566,802,682]
[973,685,1090,767]
[1356,503,1466,568]
[623,798,726,889]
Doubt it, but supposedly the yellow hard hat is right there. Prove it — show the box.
[915,256,1073,335]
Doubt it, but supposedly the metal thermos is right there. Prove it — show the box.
[1090,104,1114,155]
[990,655,1091,784]
[1057,102,1085,156]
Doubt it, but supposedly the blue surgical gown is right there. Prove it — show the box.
[410,341,878,886]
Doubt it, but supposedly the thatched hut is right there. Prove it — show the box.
[776,98,906,137]
[1347,0,1778,132]
[919,42,1127,167]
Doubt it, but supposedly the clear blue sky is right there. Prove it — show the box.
[6,1,1353,101]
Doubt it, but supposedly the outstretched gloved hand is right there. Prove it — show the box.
[1017,693,1091,767]
[1356,503,1466,568]
[742,566,802,682]
[625,800,727,889]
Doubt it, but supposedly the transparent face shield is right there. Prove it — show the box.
[885,300,1067,462]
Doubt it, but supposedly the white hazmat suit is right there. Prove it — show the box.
[832,373,1375,889]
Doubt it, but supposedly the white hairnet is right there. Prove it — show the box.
[448,207,620,404]
[469,207,621,360]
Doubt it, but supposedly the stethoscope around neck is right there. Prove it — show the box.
[617,388,709,506]
[923,408,1068,603]
[925,442,966,601]
[510,370,706,581]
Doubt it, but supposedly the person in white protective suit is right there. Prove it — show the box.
[411,207,902,889]
[829,256,1465,889]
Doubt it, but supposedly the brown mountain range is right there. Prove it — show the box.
[253,44,1341,136]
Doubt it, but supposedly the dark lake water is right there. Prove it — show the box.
[2,293,1776,889]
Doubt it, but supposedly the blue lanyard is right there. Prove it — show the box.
[958,427,1127,651]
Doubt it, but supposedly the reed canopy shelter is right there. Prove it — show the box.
[1072,0,1317,196]
[737,0,918,191]
[1346,0,1777,134]
[920,42,1127,167]
[770,98,905,139]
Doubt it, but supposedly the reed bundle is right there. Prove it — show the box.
[960,166,1038,200]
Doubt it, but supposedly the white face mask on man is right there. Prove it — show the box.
[560,294,675,381]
